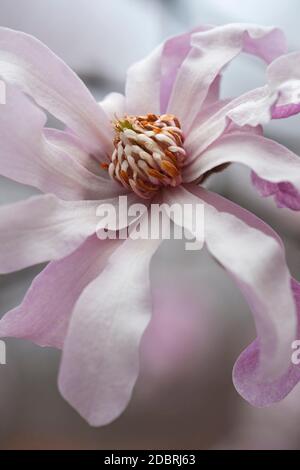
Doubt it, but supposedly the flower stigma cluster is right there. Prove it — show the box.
[102,114,186,199]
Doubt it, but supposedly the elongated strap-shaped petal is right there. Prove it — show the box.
[272,103,300,119]
[0,84,121,200]
[0,194,105,273]
[267,52,300,117]
[183,133,300,191]
[99,92,126,120]
[0,27,111,154]
[167,24,286,131]
[233,279,300,406]
[0,189,142,274]
[58,235,161,426]
[184,85,276,162]
[179,186,300,407]
[164,185,297,382]
[185,52,300,164]
[43,128,110,179]
[160,26,213,113]
[125,26,215,116]
[125,24,285,123]
[0,236,122,349]
[43,128,127,197]
[252,173,300,211]
[125,44,163,115]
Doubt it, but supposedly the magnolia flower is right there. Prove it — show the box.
[0,24,300,426]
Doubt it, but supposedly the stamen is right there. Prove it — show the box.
[103,113,186,198]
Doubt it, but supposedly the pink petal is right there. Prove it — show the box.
[125,44,163,115]
[0,194,108,273]
[99,92,126,120]
[58,237,161,426]
[164,185,297,382]
[267,52,300,118]
[160,26,213,113]
[125,26,216,116]
[167,24,286,131]
[272,103,300,119]
[201,74,222,110]
[252,173,300,211]
[183,133,300,191]
[184,86,276,162]
[0,27,111,154]
[159,31,194,114]
[185,50,300,163]
[233,279,300,406]
[188,187,300,406]
[0,84,120,200]
[184,187,300,405]
[43,128,126,199]
[190,187,300,406]
[0,236,121,349]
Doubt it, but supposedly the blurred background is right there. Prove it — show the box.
[0,0,300,450]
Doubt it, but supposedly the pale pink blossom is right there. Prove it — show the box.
[0,24,300,426]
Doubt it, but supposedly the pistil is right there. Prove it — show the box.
[103,113,186,199]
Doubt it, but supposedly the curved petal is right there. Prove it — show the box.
[252,173,300,211]
[0,236,121,349]
[125,44,163,115]
[181,187,300,406]
[99,92,126,120]
[201,74,222,110]
[44,128,127,198]
[44,128,108,177]
[272,103,300,119]
[58,235,161,426]
[183,133,300,190]
[188,97,230,131]
[233,279,300,406]
[0,189,142,274]
[167,24,286,131]
[185,51,300,163]
[0,84,121,200]
[125,26,214,116]
[160,26,213,113]
[267,52,300,117]
[184,85,276,162]
[164,185,297,383]
[0,194,112,273]
[0,27,111,154]
[160,31,194,114]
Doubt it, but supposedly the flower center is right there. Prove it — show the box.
[103,114,186,199]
